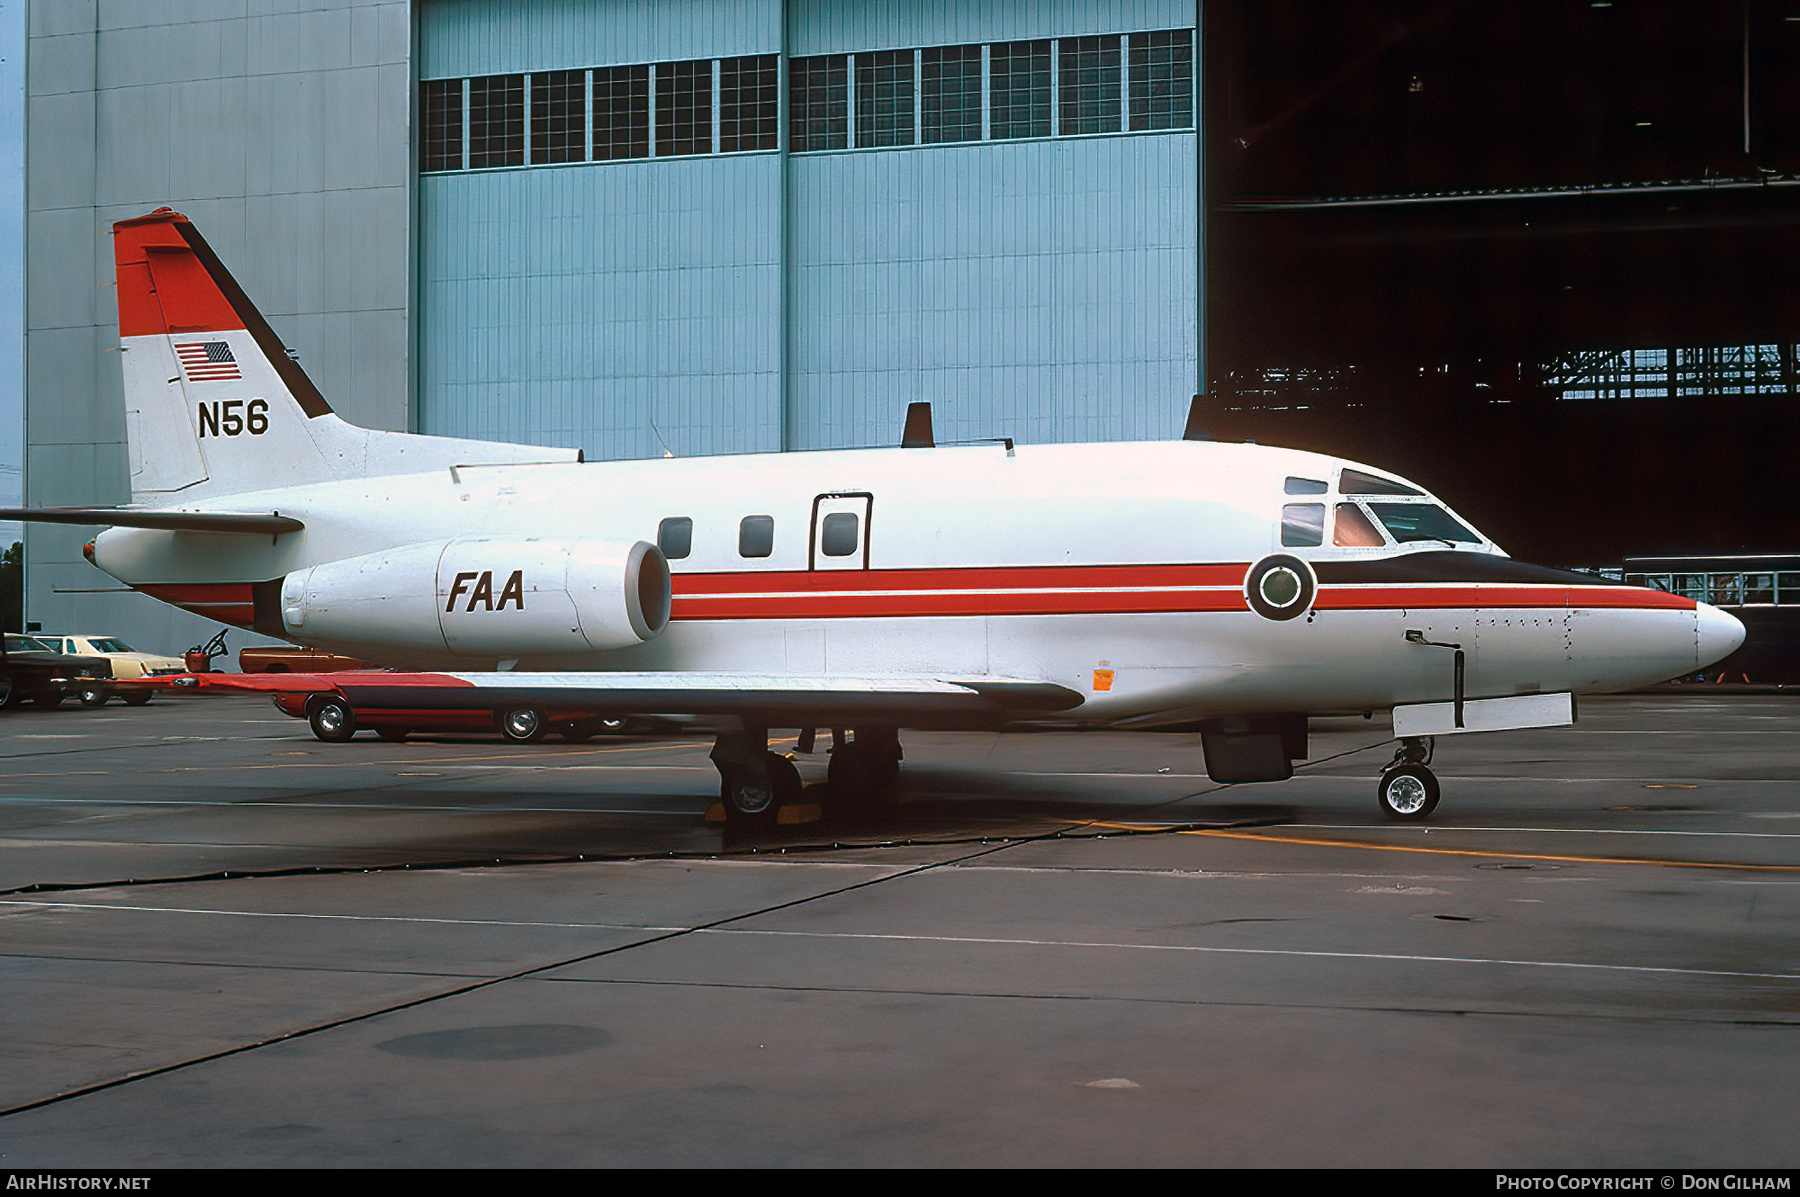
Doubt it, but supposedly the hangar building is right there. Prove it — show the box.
[22,1,1799,666]
[22,0,1201,653]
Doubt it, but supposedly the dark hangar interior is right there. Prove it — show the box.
[1199,0,1800,566]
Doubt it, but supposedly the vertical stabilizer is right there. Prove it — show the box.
[115,210,344,501]
[113,209,579,504]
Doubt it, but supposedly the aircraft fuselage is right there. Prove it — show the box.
[90,437,1736,725]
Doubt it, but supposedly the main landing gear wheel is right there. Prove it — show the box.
[499,707,547,743]
[1377,764,1440,821]
[720,751,801,833]
[307,694,357,743]
[825,729,903,816]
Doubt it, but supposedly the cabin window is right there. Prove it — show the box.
[1284,477,1328,495]
[820,511,860,557]
[1339,468,1422,496]
[1367,503,1479,544]
[1280,503,1324,547]
[657,516,693,560]
[739,515,775,558]
[1333,503,1385,547]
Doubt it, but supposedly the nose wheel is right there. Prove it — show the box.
[1377,737,1439,821]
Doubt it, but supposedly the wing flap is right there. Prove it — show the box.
[189,670,1084,722]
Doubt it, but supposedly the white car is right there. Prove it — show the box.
[41,635,185,704]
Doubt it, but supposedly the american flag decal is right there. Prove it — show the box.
[174,340,242,382]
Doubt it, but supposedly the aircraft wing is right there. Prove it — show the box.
[189,669,1085,723]
[0,507,304,534]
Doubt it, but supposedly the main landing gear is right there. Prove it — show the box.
[1377,737,1439,821]
[710,725,903,834]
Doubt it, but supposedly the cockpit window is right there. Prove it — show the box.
[1284,477,1328,495]
[1333,503,1386,547]
[1280,503,1325,547]
[1367,502,1480,544]
[1339,468,1422,496]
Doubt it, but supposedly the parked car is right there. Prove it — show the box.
[38,635,183,704]
[238,645,373,673]
[1,633,115,709]
[268,689,639,743]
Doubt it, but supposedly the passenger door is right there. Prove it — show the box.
[809,492,873,572]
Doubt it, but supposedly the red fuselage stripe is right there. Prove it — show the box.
[135,569,1699,628]
[665,567,1696,620]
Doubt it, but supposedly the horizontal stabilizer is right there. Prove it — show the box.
[0,506,304,534]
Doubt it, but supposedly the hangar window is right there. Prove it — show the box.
[1059,36,1122,135]
[419,27,1193,173]
[420,79,464,172]
[720,55,778,152]
[655,60,712,156]
[592,65,650,160]
[658,517,693,561]
[1128,30,1193,131]
[922,45,983,143]
[739,515,775,559]
[989,39,1051,138]
[1280,504,1325,548]
[532,69,587,165]
[790,55,849,151]
[468,74,525,168]
[857,50,916,148]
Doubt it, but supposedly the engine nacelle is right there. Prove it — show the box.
[281,537,670,657]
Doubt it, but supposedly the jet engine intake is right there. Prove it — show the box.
[280,536,670,657]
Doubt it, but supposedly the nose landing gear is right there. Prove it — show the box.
[1377,737,1439,821]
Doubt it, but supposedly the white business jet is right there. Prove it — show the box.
[2,210,1746,830]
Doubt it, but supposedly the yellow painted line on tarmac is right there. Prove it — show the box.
[1086,822,1800,872]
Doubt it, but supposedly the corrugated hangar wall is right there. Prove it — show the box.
[22,0,1199,649]
[416,0,1201,460]
[22,0,413,652]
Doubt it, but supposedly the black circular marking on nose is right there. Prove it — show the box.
[1246,554,1316,621]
